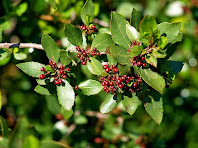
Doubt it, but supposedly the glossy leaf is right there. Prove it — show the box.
[91,33,114,52]
[0,49,8,61]
[87,57,104,75]
[118,64,131,75]
[161,60,183,74]
[0,116,9,138]
[152,49,167,58]
[78,79,103,96]
[130,8,142,30]
[100,94,117,113]
[145,54,157,67]
[109,45,130,65]
[23,135,40,148]
[17,62,45,78]
[34,84,56,95]
[139,15,157,34]
[61,107,73,120]
[81,0,94,25]
[157,22,181,43]
[41,34,60,63]
[122,95,139,115]
[57,79,75,110]
[64,24,83,47]
[110,12,131,49]
[126,24,140,42]
[157,36,168,49]
[139,68,165,94]
[107,53,117,66]
[60,50,71,66]
[145,90,163,125]
[129,45,142,57]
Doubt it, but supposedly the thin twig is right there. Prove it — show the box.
[0,43,44,50]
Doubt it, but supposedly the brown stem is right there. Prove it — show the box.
[0,43,44,50]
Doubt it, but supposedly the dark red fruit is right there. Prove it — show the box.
[136,42,140,45]
[112,77,116,81]
[82,61,87,65]
[100,77,104,80]
[40,67,45,71]
[133,82,137,88]
[141,56,145,60]
[80,57,84,61]
[58,79,63,84]
[117,79,121,84]
[54,77,58,80]
[39,74,45,79]
[60,65,64,69]
[137,78,141,83]
[113,68,118,73]
[52,62,56,66]
[105,68,110,73]
[62,75,67,79]
[80,25,84,30]
[121,76,125,81]
[118,84,124,88]
[104,80,109,86]
[112,65,116,68]
[77,53,81,58]
[91,51,95,56]
[109,82,114,86]
[76,46,81,51]
[103,65,108,69]
[137,61,141,66]
[96,52,100,56]
[82,52,87,56]
[82,26,86,30]
[142,63,147,67]
[81,49,85,53]
[93,47,97,51]
[60,70,64,74]
[133,40,137,44]
[101,81,105,86]
[103,86,108,91]
[49,60,53,65]
[91,25,96,29]
[106,89,110,93]
[75,85,79,90]
[126,80,129,84]
[66,67,70,72]
[54,80,59,85]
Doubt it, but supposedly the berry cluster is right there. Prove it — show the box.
[76,46,100,65]
[39,60,71,85]
[80,24,98,34]
[132,55,147,68]
[99,64,142,94]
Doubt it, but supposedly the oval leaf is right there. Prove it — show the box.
[34,85,56,95]
[41,34,60,63]
[61,107,73,120]
[129,45,142,57]
[122,95,139,115]
[81,0,94,25]
[78,79,103,96]
[107,53,117,66]
[152,49,167,58]
[126,24,140,42]
[140,15,157,34]
[57,79,75,110]
[23,135,40,148]
[17,62,45,78]
[144,90,163,125]
[139,68,165,94]
[60,50,71,66]
[87,57,104,75]
[100,94,117,113]
[145,54,157,67]
[130,8,142,30]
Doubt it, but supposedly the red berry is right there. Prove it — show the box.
[96,52,100,56]
[93,47,97,51]
[87,57,90,61]
[105,68,110,73]
[76,46,81,51]
[82,61,87,65]
[80,25,84,30]
[121,76,125,81]
[112,77,116,81]
[104,80,109,86]
[103,86,108,91]
[136,42,140,45]
[62,75,67,79]
[75,85,79,90]
[39,74,45,79]
[91,25,96,29]
[133,40,137,44]
[82,52,86,56]
[60,70,64,74]
[131,76,135,79]
[101,81,105,86]
[100,77,104,80]
[137,61,141,66]
[40,67,45,71]
[113,68,118,73]
[54,77,58,80]
[52,62,56,66]
[133,82,137,88]
[103,65,108,69]
[126,80,129,84]
[117,79,121,84]
[141,56,145,60]
[80,57,84,61]
[109,82,114,86]
[137,78,141,83]
[91,51,95,56]
[112,65,116,68]
[82,26,86,30]
[66,67,70,72]
[49,60,53,65]
[58,79,63,84]
[106,89,110,93]
[60,65,64,69]
[81,49,85,53]
[118,84,124,88]
[54,80,59,85]
[143,63,147,67]
[77,53,81,58]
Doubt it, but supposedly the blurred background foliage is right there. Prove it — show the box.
[0,0,198,148]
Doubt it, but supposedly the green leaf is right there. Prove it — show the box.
[45,0,56,9]
[118,64,131,75]
[15,2,28,16]
[145,90,163,125]
[129,45,142,57]
[152,49,167,58]
[13,52,27,60]
[45,65,54,73]
[17,62,45,78]
[157,22,181,43]
[41,140,67,148]
[41,34,60,63]
[110,12,131,49]
[36,77,54,85]
[172,32,183,44]
[139,15,157,34]
[126,24,140,42]
[122,95,139,115]
[87,57,104,75]
[91,33,114,52]
[78,79,103,96]
[64,24,83,47]
[0,49,8,61]
[60,50,71,66]
[130,8,142,30]
[0,116,9,138]
[45,95,61,115]
[109,45,130,65]
[23,135,40,148]
[145,54,157,67]
[107,53,117,66]
[100,94,117,113]
[34,85,56,95]
[139,68,165,94]
[57,79,75,110]
[74,115,88,125]
[0,26,2,42]
[161,60,183,74]
[81,0,94,25]
[157,36,168,49]
[61,107,73,120]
